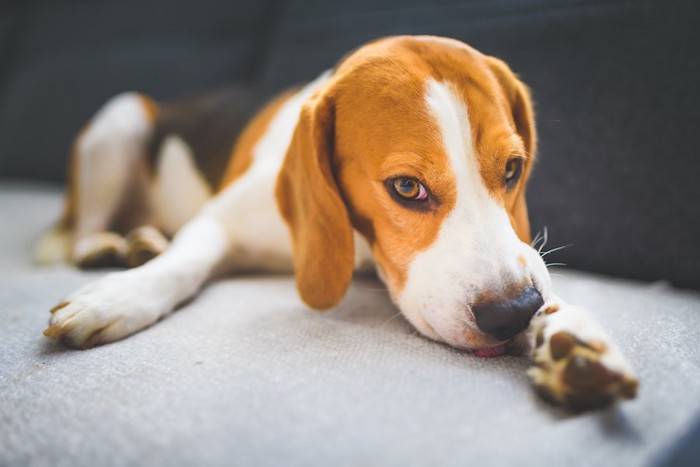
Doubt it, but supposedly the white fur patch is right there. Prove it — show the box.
[153,135,212,235]
[396,79,550,349]
[74,92,152,243]
[46,74,341,345]
[48,216,230,347]
[204,71,332,271]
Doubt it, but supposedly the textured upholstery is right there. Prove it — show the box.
[1,184,700,466]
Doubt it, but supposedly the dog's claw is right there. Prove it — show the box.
[44,302,119,350]
[49,301,69,314]
[44,303,85,348]
[43,324,64,338]
[43,270,168,349]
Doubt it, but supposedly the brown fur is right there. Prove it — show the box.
[52,36,536,303]
[485,56,537,244]
[54,86,280,253]
[148,86,280,191]
[220,89,297,190]
[276,36,537,305]
[276,88,356,309]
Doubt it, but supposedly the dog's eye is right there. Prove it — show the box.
[392,177,428,200]
[505,158,524,189]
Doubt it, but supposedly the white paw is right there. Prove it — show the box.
[44,270,171,349]
[527,302,639,411]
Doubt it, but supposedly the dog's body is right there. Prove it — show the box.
[38,36,637,411]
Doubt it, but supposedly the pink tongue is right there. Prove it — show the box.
[473,344,507,358]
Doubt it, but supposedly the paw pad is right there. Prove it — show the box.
[529,329,639,411]
[549,331,577,360]
[563,354,613,389]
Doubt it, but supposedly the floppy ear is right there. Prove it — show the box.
[487,57,537,244]
[276,90,355,310]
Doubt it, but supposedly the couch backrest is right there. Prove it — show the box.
[260,0,700,290]
[0,0,698,289]
[0,0,280,181]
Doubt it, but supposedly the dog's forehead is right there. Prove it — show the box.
[331,37,524,292]
[333,36,520,192]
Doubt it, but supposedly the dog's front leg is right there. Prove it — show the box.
[526,295,639,411]
[44,215,231,349]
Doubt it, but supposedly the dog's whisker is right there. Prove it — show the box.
[540,243,573,258]
[531,230,543,248]
[379,311,403,329]
[545,262,567,268]
[537,226,549,254]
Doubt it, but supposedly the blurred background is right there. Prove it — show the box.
[0,0,698,290]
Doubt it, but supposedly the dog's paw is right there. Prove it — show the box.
[74,232,127,269]
[528,304,638,412]
[125,226,169,268]
[43,270,168,349]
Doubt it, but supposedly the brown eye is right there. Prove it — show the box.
[505,158,524,189]
[392,177,428,200]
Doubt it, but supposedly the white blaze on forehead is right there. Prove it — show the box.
[422,79,510,253]
[424,79,481,204]
[396,78,536,346]
[419,78,514,268]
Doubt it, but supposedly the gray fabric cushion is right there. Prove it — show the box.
[1,183,700,466]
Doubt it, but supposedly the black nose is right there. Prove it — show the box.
[472,287,544,341]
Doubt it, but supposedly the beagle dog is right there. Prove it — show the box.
[37,35,638,411]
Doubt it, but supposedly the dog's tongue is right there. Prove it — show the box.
[473,344,507,358]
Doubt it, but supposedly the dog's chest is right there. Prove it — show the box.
[152,70,373,272]
[200,72,333,271]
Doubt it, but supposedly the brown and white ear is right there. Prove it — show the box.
[487,56,538,244]
[276,90,355,310]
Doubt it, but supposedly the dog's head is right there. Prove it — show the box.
[277,36,551,352]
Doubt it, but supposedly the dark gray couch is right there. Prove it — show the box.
[1,1,699,465]
[2,0,698,289]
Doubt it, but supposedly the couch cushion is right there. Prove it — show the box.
[260,0,700,290]
[1,183,699,466]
